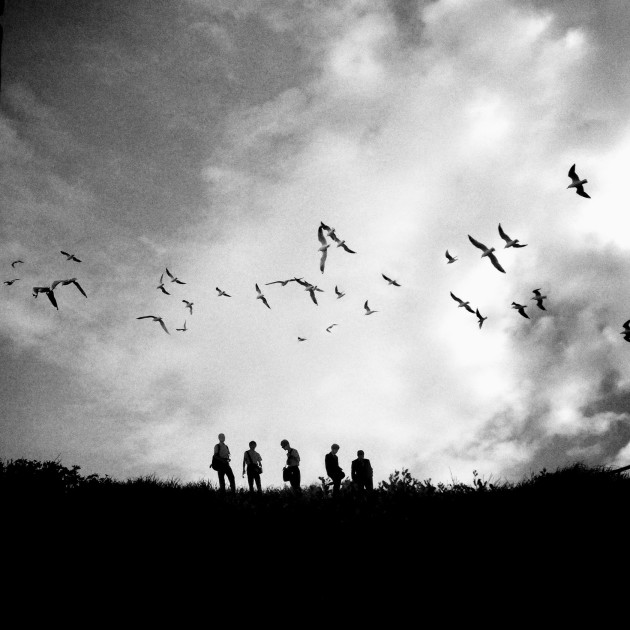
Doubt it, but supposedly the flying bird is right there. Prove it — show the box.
[176,320,188,332]
[531,289,547,310]
[567,164,590,198]
[305,284,323,305]
[329,231,356,254]
[318,225,330,273]
[511,302,530,319]
[11,260,23,268]
[450,291,475,314]
[475,309,488,329]
[255,284,271,309]
[216,287,231,297]
[298,337,307,342]
[157,274,171,295]
[364,300,378,315]
[4,279,20,285]
[182,300,193,315]
[50,278,87,297]
[468,235,506,273]
[620,320,630,342]
[382,274,401,287]
[326,324,338,333]
[136,315,170,334]
[334,285,345,299]
[498,224,527,248]
[32,286,58,309]
[266,279,294,286]
[445,250,458,264]
[60,251,81,262]
[165,268,186,284]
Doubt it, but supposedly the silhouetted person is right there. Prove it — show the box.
[325,443,345,497]
[281,439,301,493]
[243,440,263,493]
[351,450,373,493]
[214,433,236,492]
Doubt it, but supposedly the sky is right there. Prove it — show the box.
[2,0,630,488]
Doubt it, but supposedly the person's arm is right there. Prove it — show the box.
[351,461,357,481]
[367,460,373,477]
[243,452,247,476]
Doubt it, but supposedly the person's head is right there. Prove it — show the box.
[218,433,225,442]
[331,443,340,453]
[357,450,364,459]
[280,439,290,450]
[249,440,257,450]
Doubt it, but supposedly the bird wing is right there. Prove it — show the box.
[329,231,341,244]
[382,274,391,282]
[165,268,174,279]
[46,291,59,309]
[450,292,463,305]
[464,304,475,313]
[308,289,318,305]
[261,296,271,309]
[532,289,541,297]
[536,301,546,310]
[174,279,186,284]
[11,260,22,267]
[393,281,401,286]
[266,281,285,285]
[320,249,327,274]
[513,243,527,248]
[51,280,64,291]
[159,286,170,295]
[445,250,452,261]
[341,242,356,253]
[576,186,590,198]
[317,225,327,246]
[255,284,261,295]
[73,257,82,262]
[488,252,506,273]
[320,221,331,232]
[623,320,630,330]
[137,315,157,320]
[498,224,510,243]
[61,251,69,256]
[72,280,87,297]
[468,235,487,251]
[364,300,369,311]
[224,292,231,297]
[158,319,170,334]
[568,164,578,182]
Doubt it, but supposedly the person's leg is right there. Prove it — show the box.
[291,467,301,493]
[254,472,262,492]
[247,468,255,492]
[218,469,226,492]
[332,478,340,497]
[226,465,236,492]
[366,478,373,492]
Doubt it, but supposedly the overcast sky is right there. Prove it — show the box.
[2,0,630,488]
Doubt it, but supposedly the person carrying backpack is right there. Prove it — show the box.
[242,440,263,493]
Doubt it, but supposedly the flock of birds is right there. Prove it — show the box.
[7,164,630,342]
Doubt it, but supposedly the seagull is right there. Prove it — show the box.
[216,287,231,297]
[329,231,356,253]
[620,320,630,342]
[468,235,506,273]
[61,251,81,262]
[255,284,271,309]
[450,291,475,314]
[531,289,547,310]
[305,285,323,305]
[293,277,311,287]
[364,300,378,315]
[4,279,20,285]
[136,315,170,334]
[318,225,330,274]
[32,286,58,309]
[511,302,530,319]
[498,224,527,248]
[11,260,23,268]
[334,285,345,299]
[176,320,188,332]
[382,274,401,287]
[326,324,338,333]
[50,278,87,297]
[475,309,488,329]
[567,164,590,198]
[165,268,186,284]
[298,337,307,342]
[157,274,171,295]
[182,300,193,315]
[445,250,458,264]
[265,279,294,286]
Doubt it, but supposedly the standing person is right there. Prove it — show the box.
[281,439,301,493]
[242,440,263,493]
[351,450,373,494]
[213,433,236,492]
[325,443,345,498]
